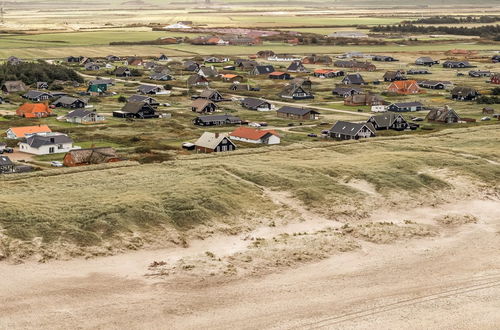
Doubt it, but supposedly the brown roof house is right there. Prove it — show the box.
[2,80,27,94]
[191,99,217,113]
[63,147,120,167]
[426,105,460,123]
[344,93,385,106]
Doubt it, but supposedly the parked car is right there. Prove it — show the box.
[481,117,491,121]
[51,161,64,167]
[248,122,261,127]
[307,133,318,137]
[411,117,424,122]
[0,147,13,154]
[259,122,268,127]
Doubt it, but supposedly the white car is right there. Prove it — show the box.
[248,122,261,128]
[50,161,64,167]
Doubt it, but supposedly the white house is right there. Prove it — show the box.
[371,105,387,113]
[267,54,300,62]
[229,127,280,145]
[18,133,79,155]
[66,109,105,124]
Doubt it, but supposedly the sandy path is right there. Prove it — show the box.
[0,197,499,329]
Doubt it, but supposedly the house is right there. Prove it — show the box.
[128,95,159,107]
[250,65,275,75]
[468,70,491,78]
[367,113,409,130]
[407,68,432,75]
[415,57,439,66]
[191,99,217,113]
[372,55,398,62]
[79,57,93,65]
[338,52,365,59]
[158,54,169,61]
[267,54,299,62]
[193,114,242,126]
[491,74,500,85]
[426,106,460,123]
[269,72,291,80]
[194,132,236,153]
[276,106,319,120]
[138,85,162,95]
[36,82,49,90]
[89,79,114,86]
[334,60,376,71]
[22,90,52,102]
[221,74,244,83]
[383,71,406,82]
[492,55,500,63]
[302,55,333,65]
[204,56,228,63]
[112,102,158,119]
[199,89,224,102]
[52,96,87,109]
[16,103,52,118]
[388,102,424,112]
[287,61,309,73]
[0,156,14,174]
[451,86,479,101]
[235,59,258,69]
[183,60,200,72]
[341,73,366,85]
[482,107,495,115]
[114,67,131,77]
[241,98,273,111]
[371,105,387,112]
[198,66,219,78]
[387,80,421,94]
[66,56,83,63]
[6,125,52,139]
[313,69,344,78]
[149,72,174,81]
[87,82,110,95]
[344,93,385,106]
[229,127,280,145]
[63,147,120,167]
[229,83,260,91]
[257,50,275,58]
[66,109,105,124]
[291,78,312,91]
[2,81,27,94]
[106,55,121,61]
[18,133,76,155]
[126,57,143,66]
[187,74,209,86]
[329,31,368,39]
[143,62,157,70]
[84,63,100,71]
[7,56,22,65]
[279,84,314,100]
[442,61,473,68]
[329,121,376,140]
[418,80,453,90]
[332,86,363,98]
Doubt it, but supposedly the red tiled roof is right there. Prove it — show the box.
[229,126,278,140]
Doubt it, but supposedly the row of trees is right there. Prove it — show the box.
[405,16,500,25]
[0,61,83,85]
[371,24,500,39]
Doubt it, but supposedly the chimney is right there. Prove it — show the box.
[215,133,219,138]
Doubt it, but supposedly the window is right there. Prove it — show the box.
[58,144,64,149]
[49,147,55,153]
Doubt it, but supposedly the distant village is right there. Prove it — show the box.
[0,44,498,174]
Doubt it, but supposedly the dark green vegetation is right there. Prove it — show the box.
[372,24,500,40]
[406,16,500,25]
[0,62,83,86]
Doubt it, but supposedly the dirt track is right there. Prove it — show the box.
[0,197,499,329]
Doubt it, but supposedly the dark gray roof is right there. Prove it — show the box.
[330,121,375,137]
[277,106,319,116]
[114,67,130,75]
[332,86,363,94]
[89,79,114,85]
[23,90,51,99]
[452,86,478,95]
[369,113,406,128]
[241,97,269,109]
[391,101,424,108]
[138,85,160,93]
[287,61,307,71]
[66,109,93,118]
[253,65,275,74]
[120,102,153,114]
[25,134,73,148]
[128,94,158,103]
[0,156,13,166]
[343,74,365,84]
[53,96,86,105]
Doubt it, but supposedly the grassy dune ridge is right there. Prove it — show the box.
[0,126,498,261]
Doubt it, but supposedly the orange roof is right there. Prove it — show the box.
[269,71,286,76]
[390,80,418,89]
[16,103,52,117]
[222,74,238,79]
[314,69,335,74]
[229,126,278,140]
[9,125,51,138]
[207,37,220,43]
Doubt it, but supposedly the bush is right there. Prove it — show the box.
[117,95,127,103]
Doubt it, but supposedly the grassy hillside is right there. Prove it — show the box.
[0,126,498,261]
